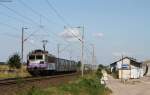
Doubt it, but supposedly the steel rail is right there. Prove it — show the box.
[0,73,78,86]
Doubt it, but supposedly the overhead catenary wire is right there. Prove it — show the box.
[46,0,93,61]
[0,3,38,25]
[45,0,70,27]
[0,1,92,64]
[45,0,94,66]
[17,0,84,55]
[45,0,90,67]
[18,0,78,44]
[0,11,44,39]
[0,21,59,47]
[0,21,55,54]
[0,2,76,57]
[1,4,84,53]
[18,0,60,26]
[45,0,82,42]
[0,2,66,44]
[0,0,91,49]
[0,30,41,49]
[0,11,33,26]
[0,21,19,31]
[46,0,94,51]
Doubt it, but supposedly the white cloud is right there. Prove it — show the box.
[59,28,81,42]
[29,39,35,44]
[93,32,104,38]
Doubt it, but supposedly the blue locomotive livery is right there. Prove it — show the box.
[27,49,77,76]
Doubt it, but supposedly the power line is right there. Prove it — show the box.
[0,3,38,25]
[0,22,57,46]
[0,2,66,44]
[23,28,39,42]
[0,33,19,38]
[0,2,46,42]
[45,2,93,64]
[45,0,82,41]
[46,1,93,52]
[0,11,47,40]
[0,0,91,47]
[0,1,92,63]
[18,0,83,47]
[45,0,70,26]
[18,0,60,26]
[0,11,32,25]
[0,23,54,55]
[0,2,53,40]
[0,21,19,31]
[19,0,79,45]
[17,0,73,44]
[0,6,55,41]
[0,31,41,49]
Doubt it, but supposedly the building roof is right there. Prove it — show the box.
[143,60,150,64]
[110,56,142,66]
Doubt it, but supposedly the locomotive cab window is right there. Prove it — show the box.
[29,55,35,60]
[36,55,43,60]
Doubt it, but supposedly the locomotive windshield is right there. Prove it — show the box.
[36,55,43,60]
[29,55,35,60]
[29,55,43,60]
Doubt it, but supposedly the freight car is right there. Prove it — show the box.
[27,49,77,76]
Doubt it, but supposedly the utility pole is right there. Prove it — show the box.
[81,26,84,77]
[21,27,28,77]
[42,40,48,51]
[21,27,28,64]
[69,50,72,60]
[121,55,123,81]
[91,44,95,70]
[64,26,84,77]
[57,44,60,70]
[57,44,60,59]
[68,46,72,60]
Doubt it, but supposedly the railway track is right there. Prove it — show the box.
[0,73,78,86]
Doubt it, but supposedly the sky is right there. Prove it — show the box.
[0,0,150,65]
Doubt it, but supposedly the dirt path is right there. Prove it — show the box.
[107,75,150,95]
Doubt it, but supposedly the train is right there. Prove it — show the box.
[27,49,78,76]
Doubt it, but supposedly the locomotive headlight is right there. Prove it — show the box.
[40,61,44,64]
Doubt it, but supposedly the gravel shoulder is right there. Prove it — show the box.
[107,75,150,95]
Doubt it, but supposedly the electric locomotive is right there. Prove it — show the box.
[27,49,77,76]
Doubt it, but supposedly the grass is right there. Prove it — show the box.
[19,73,112,95]
[0,65,30,79]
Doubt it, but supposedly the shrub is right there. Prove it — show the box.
[96,64,104,79]
[19,76,112,95]
[7,53,21,69]
[25,86,49,95]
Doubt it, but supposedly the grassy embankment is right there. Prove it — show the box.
[19,72,112,95]
[0,65,30,78]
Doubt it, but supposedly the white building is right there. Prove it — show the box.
[110,57,143,79]
[143,60,150,76]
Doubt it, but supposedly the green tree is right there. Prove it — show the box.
[7,53,21,69]
[96,64,104,79]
